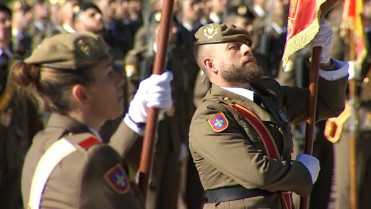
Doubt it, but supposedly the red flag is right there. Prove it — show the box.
[282,0,337,68]
[342,0,364,56]
[342,0,363,35]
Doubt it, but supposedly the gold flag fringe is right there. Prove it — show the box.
[282,0,337,68]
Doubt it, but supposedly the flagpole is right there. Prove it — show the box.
[348,28,358,209]
[299,46,321,209]
[137,0,174,200]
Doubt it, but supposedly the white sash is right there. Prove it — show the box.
[28,138,77,209]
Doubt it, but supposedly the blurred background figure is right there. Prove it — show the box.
[115,0,143,39]
[225,5,255,36]
[28,0,58,51]
[327,0,371,208]
[205,0,227,24]
[57,0,80,33]
[0,3,43,209]
[93,0,134,60]
[73,2,105,36]
[11,1,33,59]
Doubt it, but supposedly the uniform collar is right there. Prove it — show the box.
[47,113,101,141]
[206,84,278,123]
[221,86,254,101]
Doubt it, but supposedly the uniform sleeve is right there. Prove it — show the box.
[109,120,143,171]
[281,76,348,124]
[189,101,313,196]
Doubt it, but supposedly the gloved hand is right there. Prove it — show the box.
[127,71,173,124]
[348,61,361,80]
[309,19,333,64]
[296,154,320,183]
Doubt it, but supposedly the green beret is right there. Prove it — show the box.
[195,23,252,46]
[25,32,110,70]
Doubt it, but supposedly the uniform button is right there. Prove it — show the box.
[223,97,230,101]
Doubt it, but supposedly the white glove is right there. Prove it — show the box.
[127,71,173,124]
[296,154,320,183]
[348,61,361,80]
[309,19,333,64]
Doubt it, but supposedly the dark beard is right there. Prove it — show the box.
[220,61,264,84]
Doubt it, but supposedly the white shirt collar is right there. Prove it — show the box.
[0,48,12,57]
[209,13,221,24]
[63,23,77,33]
[182,22,193,31]
[88,127,103,142]
[221,87,254,101]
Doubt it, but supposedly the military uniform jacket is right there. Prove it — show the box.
[189,76,348,208]
[22,113,145,209]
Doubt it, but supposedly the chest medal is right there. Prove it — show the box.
[278,109,289,123]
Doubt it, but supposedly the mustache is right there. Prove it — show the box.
[243,55,256,64]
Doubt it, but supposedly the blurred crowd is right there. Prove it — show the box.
[1,0,371,209]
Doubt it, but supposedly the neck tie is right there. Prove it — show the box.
[254,93,265,108]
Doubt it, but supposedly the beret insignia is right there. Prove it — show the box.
[104,164,130,194]
[237,5,248,16]
[208,112,229,132]
[203,24,218,39]
[76,37,96,58]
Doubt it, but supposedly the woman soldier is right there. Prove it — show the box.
[10,32,173,209]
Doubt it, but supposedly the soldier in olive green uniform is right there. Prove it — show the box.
[189,22,348,209]
[0,5,44,209]
[10,32,173,209]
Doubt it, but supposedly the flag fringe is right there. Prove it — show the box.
[282,20,320,68]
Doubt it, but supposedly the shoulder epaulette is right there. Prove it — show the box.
[78,136,100,150]
[63,133,101,151]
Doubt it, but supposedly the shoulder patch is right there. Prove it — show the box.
[104,164,130,194]
[208,112,229,132]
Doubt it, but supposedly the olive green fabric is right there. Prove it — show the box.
[194,23,252,46]
[25,32,109,70]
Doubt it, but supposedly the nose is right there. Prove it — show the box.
[116,73,125,88]
[94,12,103,20]
[240,43,252,56]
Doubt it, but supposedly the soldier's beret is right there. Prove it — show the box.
[25,32,110,70]
[195,23,252,46]
[72,2,101,22]
[228,5,255,20]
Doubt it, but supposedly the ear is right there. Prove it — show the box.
[203,58,218,74]
[71,84,89,106]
